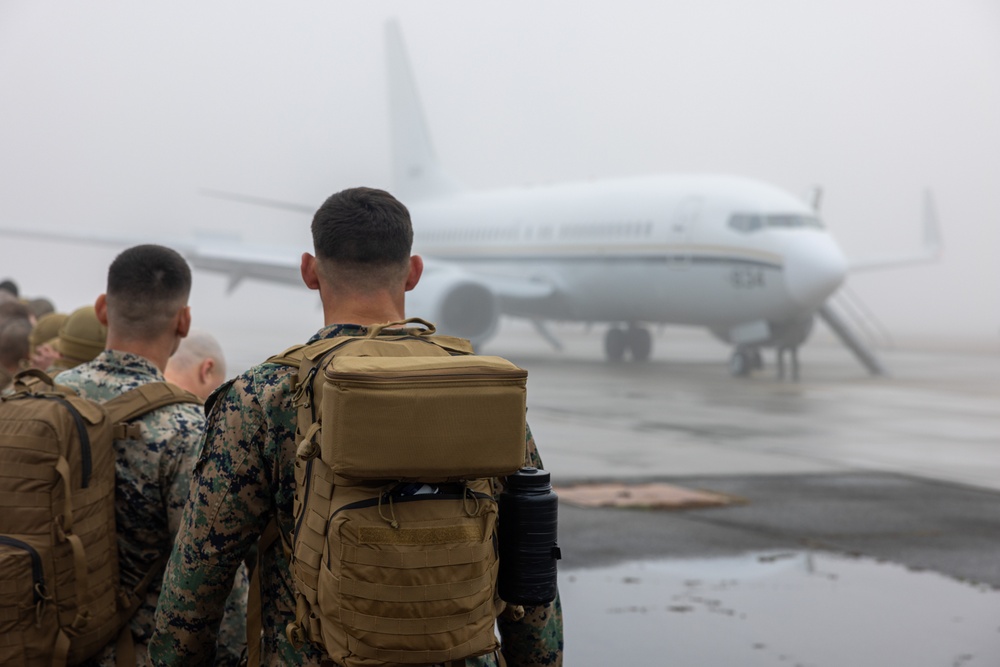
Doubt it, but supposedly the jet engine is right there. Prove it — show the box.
[406,264,500,346]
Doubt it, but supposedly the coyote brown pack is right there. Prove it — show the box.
[0,370,200,666]
[247,319,528,667]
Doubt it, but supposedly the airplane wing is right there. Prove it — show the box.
[0,221,555,345]
[0,223,302,292]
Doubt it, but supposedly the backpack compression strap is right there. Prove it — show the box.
[103,382,203,440]
[102,380,203,665]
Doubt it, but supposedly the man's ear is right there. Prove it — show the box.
[198,357,215,383]
[405,255,424,292]
[301,253,321,291]
[177,306,191,338]
[94,294,109,326]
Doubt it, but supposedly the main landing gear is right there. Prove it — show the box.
[604,324,652,362]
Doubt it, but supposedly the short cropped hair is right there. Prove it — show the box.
[0,318,31,370]
[0,279,19,298]
[170,329,226,377]
[27,298,56,319]
[0,301,31,330]
[105,245,192,339]
[311,188,413,291]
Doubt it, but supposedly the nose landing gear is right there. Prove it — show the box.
[604,324,653,362]
[729,346,764,377]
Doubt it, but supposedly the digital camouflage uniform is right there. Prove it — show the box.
[149,324,564,667]
[56,350,248,666]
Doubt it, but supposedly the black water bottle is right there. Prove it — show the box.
[498,467,561,605]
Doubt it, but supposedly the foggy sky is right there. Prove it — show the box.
[1,1,998,352]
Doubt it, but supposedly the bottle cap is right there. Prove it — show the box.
[507,467,551,491]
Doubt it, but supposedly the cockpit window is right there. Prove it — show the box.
[728,213,824,233]
[728,214,763,232]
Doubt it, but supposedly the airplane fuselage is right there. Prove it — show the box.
[411,173,847,335]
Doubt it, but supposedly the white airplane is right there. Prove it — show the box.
[200,21,940,379]
[2,21,941,379]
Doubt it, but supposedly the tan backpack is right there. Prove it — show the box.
[249,319,527,667]
[0,370,201,666]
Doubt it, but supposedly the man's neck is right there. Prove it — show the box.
[322,291,406,327]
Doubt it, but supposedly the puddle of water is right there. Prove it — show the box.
[558,551,1000,667]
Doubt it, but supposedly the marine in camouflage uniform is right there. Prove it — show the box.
[56,350,249,667]
[149,323,564,667]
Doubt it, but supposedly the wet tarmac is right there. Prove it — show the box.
[476,321,1000,665]
[559,551,1000,666]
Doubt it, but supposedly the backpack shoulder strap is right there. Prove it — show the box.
[267,336,361,368]
[266,343,309,368]
[104,382,203,440]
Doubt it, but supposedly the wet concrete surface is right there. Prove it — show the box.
[478,322,1000,665]
[558,473,1000,586]
[559,551,1000,666]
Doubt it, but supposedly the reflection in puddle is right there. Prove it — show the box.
[558,551,1000,666]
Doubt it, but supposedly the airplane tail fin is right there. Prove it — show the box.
[385,20,460,201]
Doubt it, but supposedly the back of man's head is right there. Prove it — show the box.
[0,279,19,299]
[105,245,192,340]
[164,329,226,400]
[27,297,56,319]
[0,318,31,373]
[311,187,413,292]
[0,300,31,331]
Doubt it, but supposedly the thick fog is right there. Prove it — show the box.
[1,1,998,355]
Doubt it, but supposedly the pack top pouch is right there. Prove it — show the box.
[322,358,527,482]
[294,318,528,482]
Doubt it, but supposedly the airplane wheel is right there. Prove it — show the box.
[749,348,763,370]
[729,349,751,377]
[626,326,652,362]
[605,328,626,362]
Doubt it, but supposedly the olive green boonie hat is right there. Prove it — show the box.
[29,312,68,352]
[52,305,107,365]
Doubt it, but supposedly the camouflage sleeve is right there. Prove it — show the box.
[149,375,271,667]
[495,423,565,667]
[215,563,250,667]
[157,403,205,536]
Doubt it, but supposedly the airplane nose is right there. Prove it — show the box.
[784,236,848,308]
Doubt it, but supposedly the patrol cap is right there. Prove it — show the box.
[53,305,107,365]
[29,312,68,352]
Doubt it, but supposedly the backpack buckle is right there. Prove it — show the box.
[286,621,306,649]
[113,422,143,440]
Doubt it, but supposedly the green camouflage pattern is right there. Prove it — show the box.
[56,350,247,666]
[149,324,564,667]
